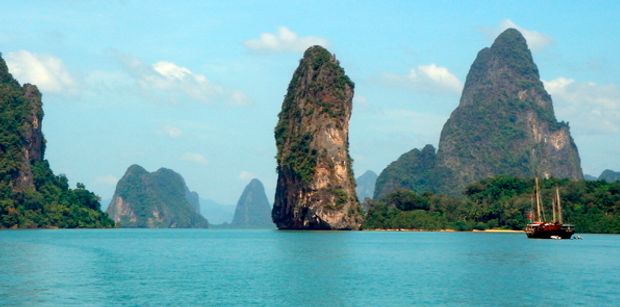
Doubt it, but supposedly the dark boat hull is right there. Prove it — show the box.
[526,229,574,239]
[525,223,574,239]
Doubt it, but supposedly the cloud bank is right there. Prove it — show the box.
[5,50,75,93]
[545,77,620,134]
[114,54,248,105]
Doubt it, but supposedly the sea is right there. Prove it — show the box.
[1,229,618,306]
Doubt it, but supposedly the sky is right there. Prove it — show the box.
[1,1,619,205]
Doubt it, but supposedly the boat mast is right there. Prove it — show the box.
[530,194,535,222]
[552,193,557,223]
[556,187,563,224]
[535,178,543,222]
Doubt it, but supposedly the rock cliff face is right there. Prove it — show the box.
[355,170,377,201]
[230,178,273,228]
[107,165,208,228]
[435,28,582,193]
[272,46,363,230]
[374,145,438,199]
[0,53,112,228]
[0,58,45,191]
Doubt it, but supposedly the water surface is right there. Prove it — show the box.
[1,230,618,305]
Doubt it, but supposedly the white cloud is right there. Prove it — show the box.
[410,65,462,92]
[5,50,75,93]
[94,175,118,186]
[544,78,573,94]
[544,77,620,134]
[142,60,223,102]
[116,54,248,105]
[239,171,256,181]
[245,27,329,52]
[386,64,462,94]
[181,152,209,166]
[153,61,192,80]
[495,19,552,50]
[161,125,182,138]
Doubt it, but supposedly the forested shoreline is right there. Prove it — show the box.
[363,177,620,233]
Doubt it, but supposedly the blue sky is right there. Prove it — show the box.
[1,1,619,205]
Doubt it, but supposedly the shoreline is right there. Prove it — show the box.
[365,228,524,233]
[474,229,523,233]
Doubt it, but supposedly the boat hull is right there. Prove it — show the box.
[525,223,574,239]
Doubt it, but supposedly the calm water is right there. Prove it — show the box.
[0,230,618,306]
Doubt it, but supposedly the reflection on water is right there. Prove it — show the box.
[1,230,619,305]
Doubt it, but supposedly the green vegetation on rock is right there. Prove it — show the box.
[0,54,112,228]
[374,144,439,199]
[275,46,354,184]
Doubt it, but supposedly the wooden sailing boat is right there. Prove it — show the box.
[525,178,575,239]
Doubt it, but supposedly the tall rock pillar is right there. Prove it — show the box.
[272,46,362,230]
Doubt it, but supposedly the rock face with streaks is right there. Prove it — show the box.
[272,46,363,229]
[376,29,583,196]
[435,28,582,193]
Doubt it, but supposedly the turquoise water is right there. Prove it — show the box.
[1,230,619,306]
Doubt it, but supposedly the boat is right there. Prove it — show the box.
[525,178,574,239]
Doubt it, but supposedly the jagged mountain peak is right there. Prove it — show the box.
[435,28,582,192]
[377,29,581,196]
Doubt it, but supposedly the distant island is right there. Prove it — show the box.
[356,170,377,202]
[599,169,620,183]
[229,178,274,229]
[107,165,208,228]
